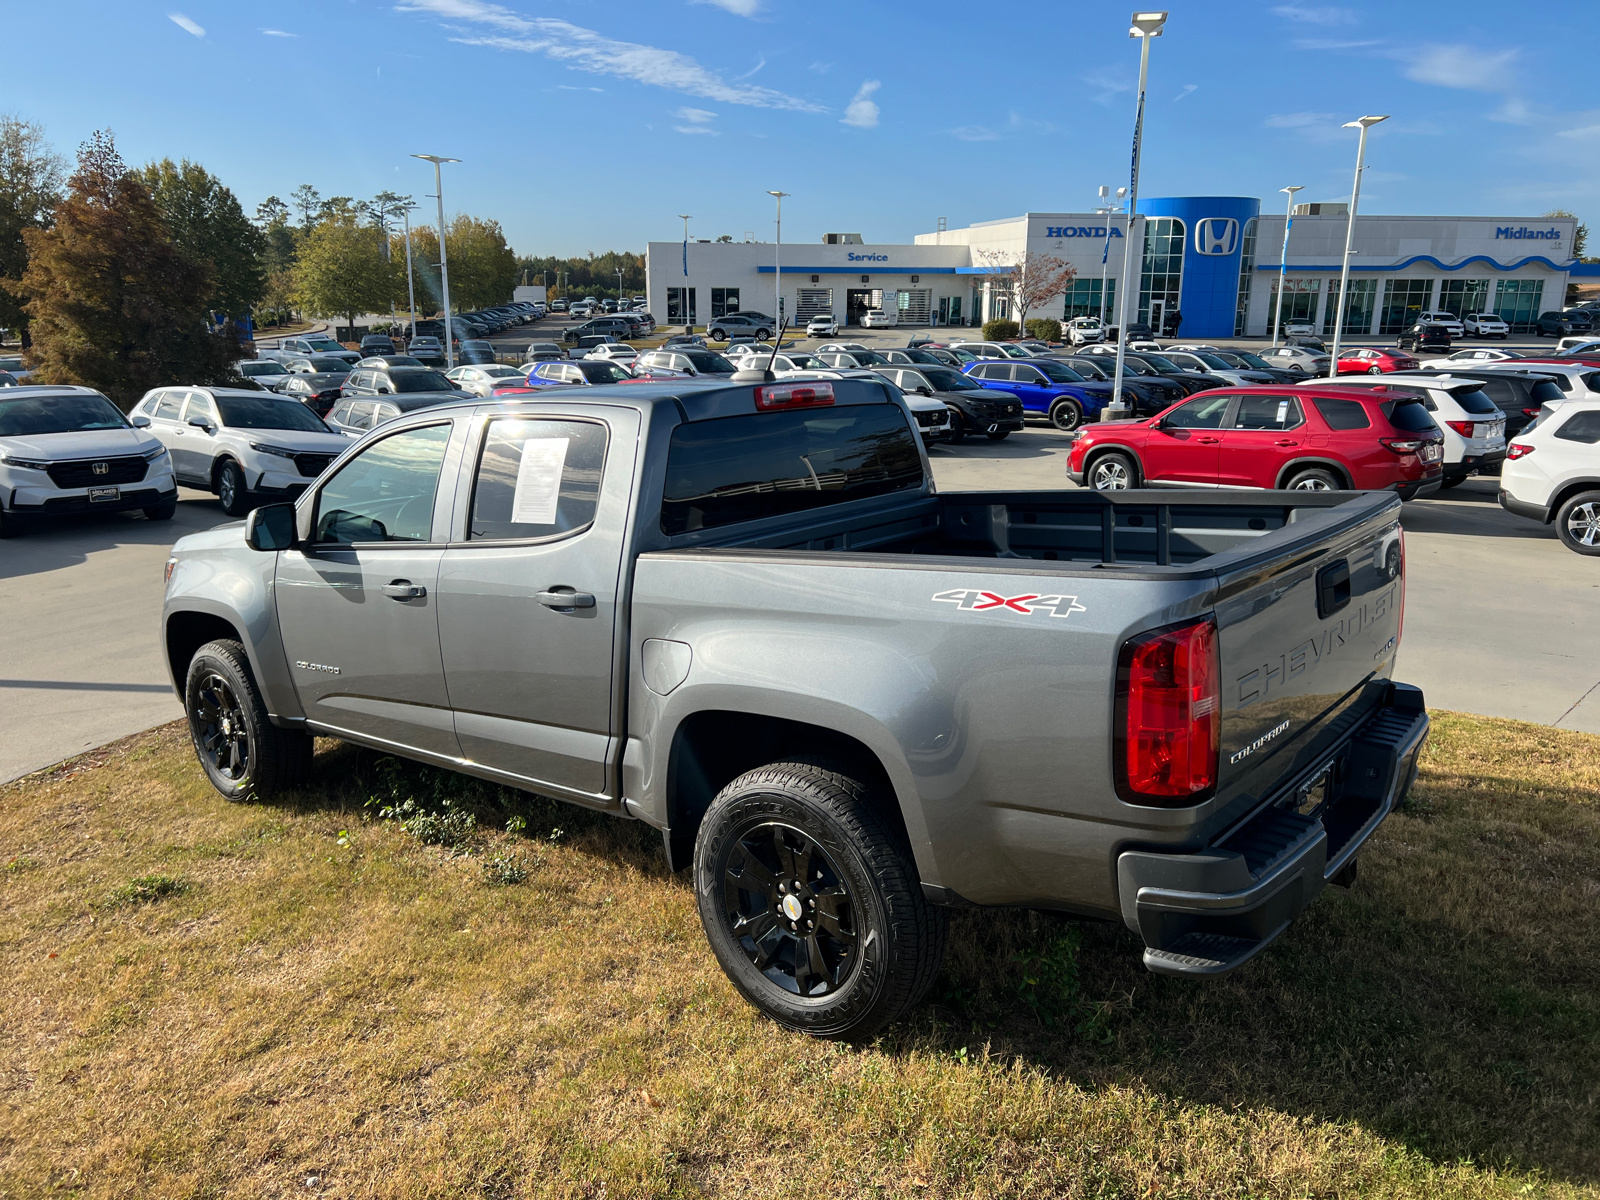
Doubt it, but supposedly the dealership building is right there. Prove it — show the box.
[645,196,1593,338]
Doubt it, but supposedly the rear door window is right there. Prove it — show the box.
[154,391,184,421]
[1232,394,1303,430]
[661,403,924,536]
[1312,396,1372,430]
[467,418,608,541]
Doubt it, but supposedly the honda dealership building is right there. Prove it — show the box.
[645,196,1591,338]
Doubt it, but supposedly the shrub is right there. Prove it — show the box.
[981,318,1020,341]
[1025,318,1063,343]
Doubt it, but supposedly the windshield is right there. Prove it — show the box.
[305,339,344,353]
[947,349,978,363]
[306,357,351,372]
[214,395,330,430]
[0,393,129,436]
[578,361,633,383]
[1188,353,1232,369]
[1000,345,1032,359]
[392,372,455,393]
[1138,354,1180,371]
[1066,359,1108,379]
[482,365,523,377]
[1033,361,1087,383]
[240,361,287,377]
[850,351,889,366]
[683,352,737,373]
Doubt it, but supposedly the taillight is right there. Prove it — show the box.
[754,381,834,411]
[1380,437,1424,454]
[1445,420,1476,437]
[1521,407,1541,417]
[1115,618,1220,806]
[164,557,177,584]
[1507,442,1535,460]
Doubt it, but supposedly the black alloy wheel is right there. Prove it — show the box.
[1050,398,1084,432]
[192,670,250,785]
[184,639,312,802]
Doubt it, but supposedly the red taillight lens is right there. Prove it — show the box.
[1380,437,1424,454]
[1521,407,1541,417]
[1445,420,1476,437]
[1115,618,1220,805]
[754,381,834,411]
[1507,442,1535,460]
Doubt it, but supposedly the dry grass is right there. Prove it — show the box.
[0,711,1596,1199]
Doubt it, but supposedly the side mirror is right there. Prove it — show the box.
[244,503,297,552]
[916,386,933,397]
[131,414,152,428]
[188,417,214,431]
[377,386,391,395]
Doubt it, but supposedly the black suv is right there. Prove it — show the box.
[340,366,476,402]
[1424,369,1568,438]
[1397,323,1452,352]
[359,334,397,358]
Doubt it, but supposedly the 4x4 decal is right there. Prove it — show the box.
[933,589,1087,619]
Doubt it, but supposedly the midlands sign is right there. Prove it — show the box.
[1495,226,1561,241]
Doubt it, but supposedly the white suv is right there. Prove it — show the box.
[1329,374,1507,487]
[1416,310,1465,338]
[1499,402,1600,553]
[1463,313,1510,338]
[133,386,350,516]
[1,385,177,537]
[806,315,840,337]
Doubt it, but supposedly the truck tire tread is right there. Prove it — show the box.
[185,638,313,802]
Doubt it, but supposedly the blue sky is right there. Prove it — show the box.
[8,1,1599,256]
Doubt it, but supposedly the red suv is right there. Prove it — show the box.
[1067,385,1445,497]
[1337,347,1419,375]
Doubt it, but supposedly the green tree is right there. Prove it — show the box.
[290,184,321,228]
[445,215,518,310]
[393,225,440,316]
[1544,209,1591,260]
[0,114,67,347]
[515,250,644,299]
[293,212,395,335]
[255,195,300,277]
[137,158,266,316]
[19,131,243,408]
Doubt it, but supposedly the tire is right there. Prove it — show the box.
[143,497,177,521]
[709,328,727,341]
[1049,398,1084,432]
[1555,490,1600,555]
[1285,467,1342,491]
[694,759,948,1039]
[1088,451,1138,490]
[1367,365,1383,375]
[217,460,251,517]
[945,412,966,445]
[757,328,772,340]
[184,639,313,803]
[985,430,1011,441]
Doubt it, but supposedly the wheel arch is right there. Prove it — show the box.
[1274,457,1353,489]
[210,453,242,492]
[1082,443,1145,484]
[164,609,246,699]
[1548,478,1600,525]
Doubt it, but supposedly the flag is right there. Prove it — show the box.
[682,236,688,278]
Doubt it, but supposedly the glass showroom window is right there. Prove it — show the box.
[1270,277,1320,330]
[1437,278,1490,318]
[1062,278,1114,320]
[1137,218,1184,327]
[1324,278,1378,335]
[1233,218,1258,336]
[667,287,697,325]
[1380,279,1434,334]
[1494,279,1545,332]
[710,288,740,319]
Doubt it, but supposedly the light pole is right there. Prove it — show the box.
[400,202,419,342]
[1271,185,1304,347]
[679,214,692,330]
[767,191,789,336]
[1327,115,1388,377]
[1095,184,1128,326]
[1111,11,1167,422]
[616,266,624,309]
[412,154,460,368]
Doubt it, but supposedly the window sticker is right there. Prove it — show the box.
[511,437,570,525]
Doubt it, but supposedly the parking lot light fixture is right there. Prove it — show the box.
[1327,116,1388,377]
[1111,11,1167,420]
[1272,185,1304,348]
[412,154,461,368]
[767,191,790,337]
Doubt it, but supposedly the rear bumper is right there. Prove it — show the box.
[1117,683,1428,978]
[1445,449,1507,479]
[1498,489,1550,523]
[1393,475,1442,500]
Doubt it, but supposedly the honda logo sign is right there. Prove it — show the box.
[1194,218,1239,256]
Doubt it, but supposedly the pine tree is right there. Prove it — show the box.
[138,157,267,316]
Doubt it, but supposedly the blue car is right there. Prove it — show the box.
[960,358,1118,431]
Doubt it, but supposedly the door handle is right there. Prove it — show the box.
[1198,436,1221,444]
[537,588,596,610]
[1275,439,1300,446]
[381,581,426,600]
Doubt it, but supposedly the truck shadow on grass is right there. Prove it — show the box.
[282,727,1598,1186]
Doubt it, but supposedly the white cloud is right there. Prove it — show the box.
[950,125,1000,142]
[261,28,297,37]
[395,2,825,111]
[1293,37,1380,49]
[1558,123,1600,140]
[167,12,205,37]
[1081,67,1131,105]
[841,80,880,129]
[1403,43,1518,92]
[1264,111,1334,128]
[1271,5,1357,24]
[1174,84,1198,102]
[676,107,717,124]
[692,0,761,15]
[674,125,720,135]
[734,54,766,80]
[809,61,832,74]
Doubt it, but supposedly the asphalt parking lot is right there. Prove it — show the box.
[3,326,1595,783]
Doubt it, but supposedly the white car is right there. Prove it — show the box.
[1422,348,1527,370]
[745,351,856,377]
[1463,312,1510,338]
[1416,310,1465,338]
[805,315,840,337]
[1330,373,1507,487]
[947,340,1036,360]
[132,386,348,516]
[1066,316,1106,345]
[585,343,640,366]
[815,342,873,354]
[444,364,528,397]
[1155,350,1277,387]
[1499,401,1600,553]
[1257,345,1331,375]
[1555,337,1600,356]
[860,309,897,328]
[1283,320,1316,336]
[0,385,177,537]
[274,336,360,366]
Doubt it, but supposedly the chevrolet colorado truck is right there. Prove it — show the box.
[162,375,1428,1038]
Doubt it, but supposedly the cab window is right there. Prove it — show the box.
[467,418,608,541]
[312,423,451,544]
[1163,394,1233,429]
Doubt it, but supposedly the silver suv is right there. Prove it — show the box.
[132,387,350,516]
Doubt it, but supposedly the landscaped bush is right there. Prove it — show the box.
[1026,318,1063,343]
[981,318,1020,341]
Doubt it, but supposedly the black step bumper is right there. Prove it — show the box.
[1116,683,1428,978]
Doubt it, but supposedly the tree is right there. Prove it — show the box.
[396,225,441,315]
[293,211,395,334]
[0,115,67,346]
[290,184,321,228]
[18,131,243,408]
[971,248,1076,335]
[1544,209,1591,260]
[255,195,300,277]
[137,158,266,316]
[445,215,519,310]
[514,250,645,299]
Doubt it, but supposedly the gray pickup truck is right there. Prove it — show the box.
[162,375,1428,1038]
